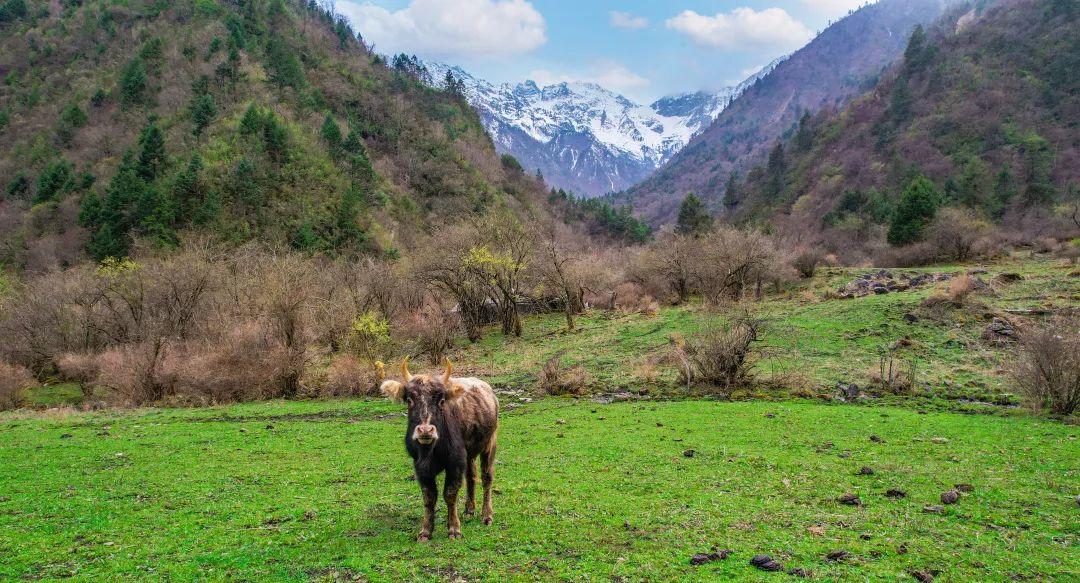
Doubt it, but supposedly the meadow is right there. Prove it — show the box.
[1,398,1077,581]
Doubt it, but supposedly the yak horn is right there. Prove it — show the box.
[443,358,453,385]
[401,357,413,382]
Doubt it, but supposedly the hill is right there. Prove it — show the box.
[730,0,1079,258]
[620,0,956,224]
[0,0,552,272]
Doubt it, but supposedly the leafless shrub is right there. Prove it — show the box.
[872,350,917,395]
[925,208,993,263]
[395,303,459,364]
[670,312,764,395]
[537,354,590,396]
[792,247,826,279]
[1011,315,1080,416]
[0,362,34,410]
[318,354,381,397]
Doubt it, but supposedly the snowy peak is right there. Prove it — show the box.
[421,60,783,197]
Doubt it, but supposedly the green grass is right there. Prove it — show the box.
[450,255,1080,407]
[1,399,1076,581]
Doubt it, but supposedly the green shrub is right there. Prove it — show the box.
[119,58,148,107]
[35,159,74,203]
[888,175,941,246]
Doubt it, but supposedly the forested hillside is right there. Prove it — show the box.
[620,0,955,224]
[0,0,554,272]
[731,0,1079,262]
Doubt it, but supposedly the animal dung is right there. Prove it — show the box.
[858,466,875,476]
[750,555,783,572]
[885,489,908,498]
[838,493,862,506]
[940,489,960,505]
[689,549,731,566]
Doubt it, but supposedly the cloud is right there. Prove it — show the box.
[800,0,875,18]
[529,61,650,93]
[665,7,813,52]
[339,0,547,58]
[610,11,648,30]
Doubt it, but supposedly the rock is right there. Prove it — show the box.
[923,505,945,514]
[954,483,975,493]
[941,489,961,505]
[931,437,949,444]
[826,550,852,562]
[873,285,890,295]
[886,489,908,498]
[858,466,875,476]
[897,543,909,555]
[836,382,860,400]
[683,449,696,458]
[903,313,919,324]
[764,412,776,419]
[807,525,826,536]
[859,533,873,541]
[996,272,1024,283]
[750,555,783,572]
[555,419,566,425]
[838,493,862,506]
[239,428,248,434]
[869,434,885,443]
[1075,495,1080,507]
[690,549,731,566]
[983,318,1018,343]
[265,424,274,430]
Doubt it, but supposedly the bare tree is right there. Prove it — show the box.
[533,219,586,330]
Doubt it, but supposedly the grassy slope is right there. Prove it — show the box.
[455,255,1079,407]
[0,398,1076,581]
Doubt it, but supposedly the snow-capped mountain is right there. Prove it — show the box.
[422,60,784,197]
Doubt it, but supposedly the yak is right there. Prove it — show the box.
[380,358,499,541]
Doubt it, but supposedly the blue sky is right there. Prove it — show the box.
[336,0,873,103]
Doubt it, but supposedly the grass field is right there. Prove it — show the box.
[1,398,1077,581]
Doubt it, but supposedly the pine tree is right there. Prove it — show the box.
[903,25,930,72]
[190,93,217,137]
[675,193,713,236]
[764,142,787,201]
[888,175,941,246]
[34,159,74,204]
[119,58,148,107]
[262,114,289,163]
[888,76,913,124]
[78,191,102,227]
[239,103,263,135]
[723,171,740,211]
[136,122,167,181]
[1021,132,1056,205]
[335,184,367,250]
[172,155,203,219]
[991,165,1017,220]
[957,157,990,208]
[193,189,222,227]
[321,115,342,152]
[135,184,177,248]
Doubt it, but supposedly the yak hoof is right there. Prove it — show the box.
[464,509,476,518]
[448,530,463,540]
[482,516,493,526]
[417,533,432,543]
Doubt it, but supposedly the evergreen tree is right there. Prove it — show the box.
[56,103,88,146]
[239,103,263,135]
[34,159,74,204]
[78,191,102,227]
[119,57,148,107]
[89,152,144,260]
[4,172,30,200]
[265,37,305,89]
[321,115,342,152]
[232,158,263,213]
[172,155,203,218]
[903,25,931,72]
[764,142,787,201]
[190,93,217,137]
[991,165,1017,220]
[444,70,465,98]
[291,221,321,251]
[136,122,167,181]
[794,111,814,152]
[335,184,367,249]
[675,193,713,236]
[1021,132,1056,205]
[193,189,222,227]
[888,76,913,124]
[723,171,740,211]
[888,175,941,246]
[262,114,288,163]
[957,157,990,208]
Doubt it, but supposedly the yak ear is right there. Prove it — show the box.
[381,380,405,403]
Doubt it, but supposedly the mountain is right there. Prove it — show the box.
[731,0,1078,256]
[420,60,783,197]
[622,0,958,224]
[0,0,551,272]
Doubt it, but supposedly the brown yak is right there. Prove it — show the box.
[380,358,498,541]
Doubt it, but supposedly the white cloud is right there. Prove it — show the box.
[800,0,875,18]
[339,0,547,58]
[610,11,648,30]
[529,61,650,93]
[666,7,814,52]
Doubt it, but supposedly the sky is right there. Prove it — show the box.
[335,0,875,103]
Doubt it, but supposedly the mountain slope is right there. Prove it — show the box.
[623,0,957,224]
[0,0,549,272]
[420,61,782,197]
[732,0,1079,253]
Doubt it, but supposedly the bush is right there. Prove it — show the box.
[0,361,33,410]
[792,247,825,279]
[1012,315,1080,416]
[925,208,992,262]
[395,304,458,364]
[670,313,764,395]
[538,354,590,396]
[318,354,380,397]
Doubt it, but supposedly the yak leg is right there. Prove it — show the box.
[444,468,464,539]
[417,477,438,542]
[480,439,496,526]
[464,457,478,518]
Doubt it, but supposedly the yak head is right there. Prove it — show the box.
[381,358,465,448]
